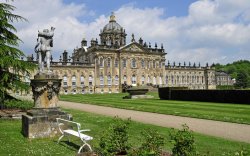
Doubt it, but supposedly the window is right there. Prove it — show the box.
[153,61,156,68]
[89,75,93,86]
[153,76,156,85]
[159,76,162,85]
[166,76,168,85]
[132,75,136,85]
[123,75,127,84]
[72,89,76,94]
[100,58,104,67]
[63,76,67,87]
[72,75,76,87]
[115,75,119,85]
[80,75,85,86]
[141,75,145,84]
[81,89,85,94]
[100,75,104,86]
[107,75,112,86]
[159,62,162,68]
[115,58,118,67]
[147,76,151,84]
[107,58,111,68]
[148,61,151,68]
[141,59,145,68]
[123,59,126,68]
[131,58,136,68]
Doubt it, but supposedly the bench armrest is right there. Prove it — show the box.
[58,123,64,134]
[79,129,91,132]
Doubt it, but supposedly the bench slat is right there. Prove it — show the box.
[64,129,93,141]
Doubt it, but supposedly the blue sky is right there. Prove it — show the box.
[63,0,197,20]
[7,0,250,65]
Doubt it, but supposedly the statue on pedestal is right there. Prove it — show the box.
[22,27,71,139]
[35,27,55,73]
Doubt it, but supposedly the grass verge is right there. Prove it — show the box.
[0,109,249,155]
[60,92,250,125]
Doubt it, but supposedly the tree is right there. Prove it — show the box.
[235,70,249,89]
[0,2,36,108]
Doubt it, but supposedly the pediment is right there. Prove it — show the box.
[120,43,146,52]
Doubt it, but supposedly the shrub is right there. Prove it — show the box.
[222,147,250,156]
[169,124,196,156]
[4,99,33,110]
[99,117,131,156]
[132,129,165,156]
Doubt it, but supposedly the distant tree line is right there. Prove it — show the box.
[214,60,250,89]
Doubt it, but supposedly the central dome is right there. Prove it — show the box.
[103,12,123,32]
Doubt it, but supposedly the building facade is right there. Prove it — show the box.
[215,71,234,86]
[27,13,216,94]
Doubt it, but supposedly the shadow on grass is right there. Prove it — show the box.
[55,140,93,153]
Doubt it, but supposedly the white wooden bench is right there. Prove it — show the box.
[56,118,93,153]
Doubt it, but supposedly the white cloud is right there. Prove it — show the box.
[7,0,250,65]
[114,0,250,65]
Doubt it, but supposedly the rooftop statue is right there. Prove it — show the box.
[35,27,55,73]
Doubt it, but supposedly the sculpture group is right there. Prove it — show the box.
[35,27,55,73]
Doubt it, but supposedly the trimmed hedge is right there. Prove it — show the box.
[158,87,250,104]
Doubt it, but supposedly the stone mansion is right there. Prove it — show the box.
[27,13,216,94]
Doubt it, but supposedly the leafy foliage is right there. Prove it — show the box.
[214,60,250,88]
[0,2,36,108]
[99,117,131,156]
[235,70,249,89]
[132,129,165,156]
[4,99,33,110]
[170,124,196,156]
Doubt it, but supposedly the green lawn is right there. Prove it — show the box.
[60,92,250,125]
[0,109,250,155]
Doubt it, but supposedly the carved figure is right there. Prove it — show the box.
[35,27,55,73]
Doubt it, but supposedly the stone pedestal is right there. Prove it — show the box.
[22,107,72,138]
[22,73,72,139]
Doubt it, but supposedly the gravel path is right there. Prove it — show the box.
[59,101,250,143]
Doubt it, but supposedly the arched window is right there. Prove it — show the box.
[63,75,67,87]
[100,75,104,86]
[132,75,136,85]
[141,75,145,84]
[107,58,111,68]
[159,62,162,68]
[107,75,112,86]
[115,58,118,67]
[89,75,93,86]
[131,58,136,68]
[141,59,145,68]
[115,75,119,85]
[123,59,126,68]
[72,75,76,87]
[100,58,104,67]
[80,75,85,86]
